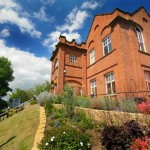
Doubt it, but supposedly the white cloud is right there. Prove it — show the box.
[81,1,100,10]
[40,0,56,5]
[34,6,55,23]
[56,8,89,32]
[43,0,104,51]
[1,28,10,37]
[43,31,81,51]
[0,0,20,10]
[0,39,51,90]
[0,0,41,38]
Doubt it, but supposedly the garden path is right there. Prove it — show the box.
[32,106,46,150]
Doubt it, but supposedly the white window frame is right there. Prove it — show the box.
[105,72,116,95]
[90,49,95,65]
[145,71,150,93]
[70,55,77,63]
[90,79,97,96]
[136,27,146,52]
[102,35,112,56]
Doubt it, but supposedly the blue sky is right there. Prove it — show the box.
[0,0,149,90]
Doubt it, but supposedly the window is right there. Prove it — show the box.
[70,55,77,63]
[54,59,58,69]
[145,71,150,93]
[105,72,116,94]
[90,50,95,65]
[136,27,145,52]
[90,79,97,96]
[102,35,112,55]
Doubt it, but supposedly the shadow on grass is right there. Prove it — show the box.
[0,136,16,148]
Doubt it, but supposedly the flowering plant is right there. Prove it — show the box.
[136,98,150,114]
[38,126,91,150]
[131,136,149,150]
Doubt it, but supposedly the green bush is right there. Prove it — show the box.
[120,99,138,113]
[52,96,62,104]
[75,96,90,108]
[100,97,119,110]
[77,110,93,129]
[30,99,36,105]
[44,101,53,116]
[61,84,76,118]
[39,127,91,150]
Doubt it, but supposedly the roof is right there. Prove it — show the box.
[86,7,149,43]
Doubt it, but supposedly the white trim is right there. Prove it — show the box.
[102,35,112,56]
[89,49,95,65]
[90,79,97,96]
[105,72,116,94]
[136,27,146,52]
[70,55,77,63]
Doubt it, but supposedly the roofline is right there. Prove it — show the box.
[85,7,150,43]
[50,35,87,61]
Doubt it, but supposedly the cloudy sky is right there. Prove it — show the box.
[0,0,150,90]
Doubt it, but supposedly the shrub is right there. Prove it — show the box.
[39,127,91,150]
[89,98,102,109]
[130,136,149,150]
[136,98,150,114]
[30,99,36,105]
[36,91,52,106]
[100,97,119,110]
[61,84,76,118]
[75,96,90,108]
[52,95,62,104]
[76,110,93,129]
[44,101,53,116]
[101,120,144,150]
[120,99,138,113]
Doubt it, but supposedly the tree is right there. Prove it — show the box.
[9,81,50,103]
[29,81,50,96]
[0,57,14,99]
[9,89,32,103]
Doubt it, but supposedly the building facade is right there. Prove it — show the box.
[50,7,150,97]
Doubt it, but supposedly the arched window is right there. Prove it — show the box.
[136,27,145,52]
[54,59,58,69]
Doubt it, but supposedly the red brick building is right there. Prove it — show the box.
[50,7,150,97]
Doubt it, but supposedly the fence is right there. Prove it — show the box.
[0,101,29,121]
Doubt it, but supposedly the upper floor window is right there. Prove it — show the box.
[90,50,95,65]
[144,71,150,93]
[136,27,145,52]
[90,79,97,97]
[54,59,58,69]
[70,55,77,63]
[105,72,116,94]
[102,35,112,55]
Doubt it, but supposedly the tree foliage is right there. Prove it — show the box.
[10,89,32,103]
[0,57,14,99]
[9,81,50,103]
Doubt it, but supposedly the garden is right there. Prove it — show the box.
[36,84,150,150]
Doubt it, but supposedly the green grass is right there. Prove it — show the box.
[0,104,40,150]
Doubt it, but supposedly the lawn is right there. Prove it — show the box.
[0,104,40,150]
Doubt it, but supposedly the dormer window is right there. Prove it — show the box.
[70,55,77,63]
[136,27,145,52]
[102,35,112,55]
